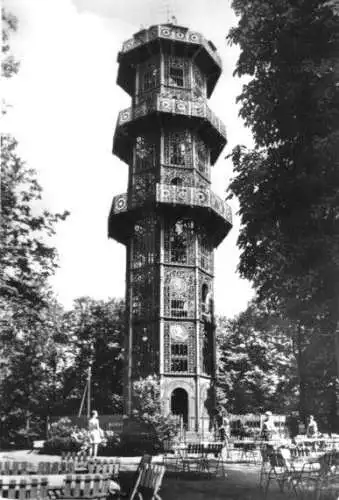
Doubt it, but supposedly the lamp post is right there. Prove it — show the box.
[78,344,94,419]
[87,359,93,420]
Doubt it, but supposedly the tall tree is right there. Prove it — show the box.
[227,0,339,399]
[217,303,298,415]
[2,8,19,78]
[0,298,68,442]
[0,9,69,443]
[61,297,125,415]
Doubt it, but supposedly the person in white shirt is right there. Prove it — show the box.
[306,415,318,438]
[88,410,103,458]
[261,411,275,441]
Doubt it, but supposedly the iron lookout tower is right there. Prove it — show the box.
[108,23,232,432]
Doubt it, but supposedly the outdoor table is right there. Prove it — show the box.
[230,440,259,462]
[0,473,121,495]
[171,443,226,476]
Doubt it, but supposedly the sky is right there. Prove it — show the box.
[3,0,255,318]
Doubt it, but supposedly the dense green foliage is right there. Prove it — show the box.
[217,302,297,414]
[2,8,19,79]
[132,376,179,449]
[227,0,339,421]
[217,301,337,430]
[0,9,70,445]
[60,297,125,415]
[42,418,83,455]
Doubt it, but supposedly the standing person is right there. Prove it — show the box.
[222,410,231,442]
[219,409,231,444]
[306,415,318,438]
[261,411,275,441]
[286,411,299,440]
[88,410,103,458]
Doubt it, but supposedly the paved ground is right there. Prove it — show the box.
[0,450,297,499]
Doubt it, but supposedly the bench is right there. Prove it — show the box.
[87,459,120,479]
[57,474,111,500]
[0,477,49,499]
[0,462,34,476]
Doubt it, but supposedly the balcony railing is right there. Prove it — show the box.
[120,24,222,69]
[156,184,232,225]
[117,93,226,141]
[110,185,232,227]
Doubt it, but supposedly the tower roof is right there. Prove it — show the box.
[117,23,222,98]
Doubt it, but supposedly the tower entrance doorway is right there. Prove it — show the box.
[171,388,188,428]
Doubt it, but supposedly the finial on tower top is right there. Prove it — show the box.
[162,0,177,24]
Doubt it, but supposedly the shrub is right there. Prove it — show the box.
[42,436,82,455]
[132,376,179,450]
[42,417,84,455]
[42,417,124,456]
[118,434,161,456]
[48,418,76,439]
[99,430,121,456]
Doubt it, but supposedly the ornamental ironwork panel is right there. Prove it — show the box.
[161,87,192,102]
[198,230,214,274]
[112,193,128,213]
[131,216,159,269]
[161,166,195,187]
[195,135,210,178]
[117,96,227,143]
[192,63,206,98]
[194,173,210,189]
[200,322,213,375]
[165,56,190,89]
[131,173,156,206]
[131,266,159,321]
[133,321,159,377]
[164,129,193,168]
[134,134,158,172]
[156,183,232,225]
[199,270,213,319]
[164,268,195,318]
[164,321,196,373]
[138,56,160,97]
[164,219,195,266]
[119,25,223,69]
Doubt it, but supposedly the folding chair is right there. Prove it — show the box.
[263,449,299,499]
[129,464,165,500]
[298,450,339,500]
[259,444,274,490]
[126,454,153,494]
[204,444,227,478]
[184,444,205,473]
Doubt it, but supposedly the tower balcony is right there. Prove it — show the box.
[113,94,226,166]
[108,184,232,246]
[117,23,222,98]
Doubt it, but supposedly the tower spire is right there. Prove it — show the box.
[162,0,175,24]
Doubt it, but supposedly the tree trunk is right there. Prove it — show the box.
[295,323,308,424]
[335,326,339,381]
